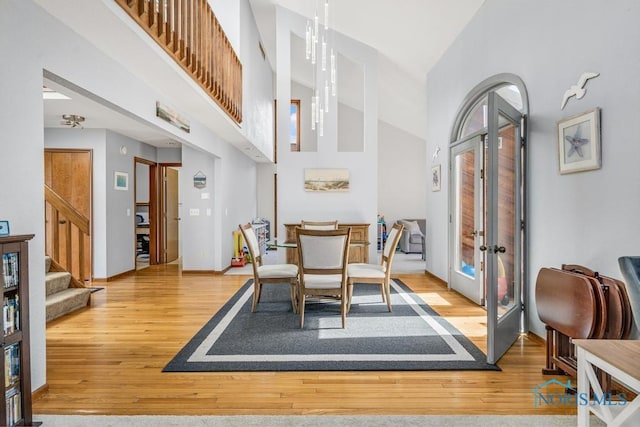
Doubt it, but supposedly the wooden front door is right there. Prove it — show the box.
[44,149,92,282]
[163,167,179,263]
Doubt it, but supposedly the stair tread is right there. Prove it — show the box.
[46,287,91,303]
[46,271,72,296]
[46,271,71,280]
[46,287,91,322]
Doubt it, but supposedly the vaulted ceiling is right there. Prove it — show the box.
[38,0,485,154]
[249,0,485,139]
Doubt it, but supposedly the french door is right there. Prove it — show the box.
[485,92,523,364]
[449,91,524,364]
[449,135,484,305]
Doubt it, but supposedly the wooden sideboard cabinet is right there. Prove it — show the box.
[284,223,370,265]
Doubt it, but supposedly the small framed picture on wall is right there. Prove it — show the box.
[557,108,601,174]
[0,220,10,236]
[114,171,129,191]
[431,164,441,192]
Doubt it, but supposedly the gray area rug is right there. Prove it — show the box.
[34,414,605,427]
[163,279,498,372]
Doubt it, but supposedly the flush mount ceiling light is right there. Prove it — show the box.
[61,114,85,128]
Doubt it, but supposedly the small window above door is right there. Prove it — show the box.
[459,84,523,139]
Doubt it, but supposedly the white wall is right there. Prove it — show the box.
[378,120,427,226]
[0,0,48,384]
[426,0,640,337]
[180,145,216,270]
[240,0,276,160]
[1,0,263,390]
[275,7,378,263]
[105,130,157,276]
[157,147,181,164]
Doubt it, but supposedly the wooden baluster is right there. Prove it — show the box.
[52,209,60,261]
[65,219,72,274]
[157,0,164,39]
[194,0,199,75]
[148,0,155,31]
[179,0,186,60]
[78,230,85,284]
[166,0,173,49]
[137,0,146,18]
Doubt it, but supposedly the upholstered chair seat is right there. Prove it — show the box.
[347,223,404,312]
[239,223,298,313]
[347,264,385,279]
[257,264,298,278]
[301,274,343,289]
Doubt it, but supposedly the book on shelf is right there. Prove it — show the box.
[4,343,20,388]
[5,386,21,427]
[3,295,19,335]
[2,253,19,289]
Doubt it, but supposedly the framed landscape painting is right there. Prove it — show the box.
[304,168,349,192]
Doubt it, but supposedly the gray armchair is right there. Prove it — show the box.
[396,219,426,258]
[618,256,640,336]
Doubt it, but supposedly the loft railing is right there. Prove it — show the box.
[114,0,243,124]
[45,185,90,287]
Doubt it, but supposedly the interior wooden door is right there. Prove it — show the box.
[163,167,180,263]
[44,149,92,282]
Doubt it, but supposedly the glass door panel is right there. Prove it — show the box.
[486,92,523,364]
[449,135,483,305]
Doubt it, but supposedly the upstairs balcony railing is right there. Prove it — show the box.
[115,0,243,124]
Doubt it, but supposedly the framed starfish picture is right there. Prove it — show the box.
[557,108,601,174]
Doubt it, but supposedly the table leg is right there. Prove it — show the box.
[577,346,590,427]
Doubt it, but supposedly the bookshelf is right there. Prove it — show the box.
[1,234,39,427]
[251,222,268,255]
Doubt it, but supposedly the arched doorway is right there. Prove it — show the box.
[448,74,529,363]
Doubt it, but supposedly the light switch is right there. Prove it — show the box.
[201,192,210,199]
[126,208,131,216]
[189,208,200,216]
[206,208,212,216]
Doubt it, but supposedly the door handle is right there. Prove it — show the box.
[468,230,478,237]
[494,246,506,253]
[58,220,67,224]
[479,245,488,252]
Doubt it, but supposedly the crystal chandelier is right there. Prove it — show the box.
[304,0,336,137]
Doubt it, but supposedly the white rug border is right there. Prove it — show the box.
[188,280,476,363]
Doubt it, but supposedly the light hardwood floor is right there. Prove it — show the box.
[34,264,575,416]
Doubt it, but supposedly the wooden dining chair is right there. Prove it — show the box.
[300,220,339,230]
[238,223,298,313]
[296,227,351,328]
[347,222,404,312]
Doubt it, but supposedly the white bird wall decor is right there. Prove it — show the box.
[432,146,441,161]
[560,71,600,110]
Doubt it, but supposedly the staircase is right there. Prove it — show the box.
[45,256,91,322]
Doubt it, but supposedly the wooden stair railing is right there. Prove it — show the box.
[44,185,90,288]
[114,0,243,124]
